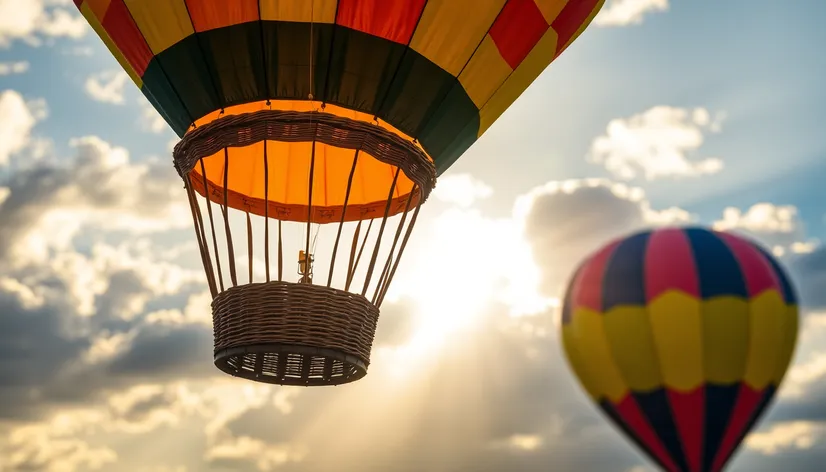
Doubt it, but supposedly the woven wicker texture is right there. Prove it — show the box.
[178,110,434,387]
[212,281,379,386]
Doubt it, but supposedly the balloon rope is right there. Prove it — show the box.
[327,148,360,287]
[309,1,314,100]
[361,168,401,297]
[345,221,361,290]
[304,141,317,283]
[372,187,416,304]
[263,139,270,282]
[184,174,218,298]
[345,219,374,292]
[200,159,224,292]
[246,209,253,284]
[377,201,422,307]
[278,219,283,281]
[222,148,238,287]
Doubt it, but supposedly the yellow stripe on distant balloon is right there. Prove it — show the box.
[561,325,600,399]
[603,305,662,392]
[743,290,786,390]
[565,308,628,402]
[772,304,799,385]
[702,297,749,385]
[647,291,704,392]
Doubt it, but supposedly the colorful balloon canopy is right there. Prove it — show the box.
[74,0,604,221]
[75,1,607,387]
[560,227,799,472]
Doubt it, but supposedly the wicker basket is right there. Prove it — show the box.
[173,109,435,386]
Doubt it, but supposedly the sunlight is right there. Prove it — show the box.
[383,194,553,374]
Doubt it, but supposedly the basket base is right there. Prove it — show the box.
[214,342,368,386]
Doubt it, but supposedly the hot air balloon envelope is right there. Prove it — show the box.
[561,227,798,472]
[75,0,605,386]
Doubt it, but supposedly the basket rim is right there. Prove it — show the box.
[172,108,436,203]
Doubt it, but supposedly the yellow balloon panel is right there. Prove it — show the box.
[647,291,704,392]
[563,308,628,402]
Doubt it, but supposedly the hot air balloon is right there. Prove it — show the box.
[560,227,799,472]
[75,0,604,386]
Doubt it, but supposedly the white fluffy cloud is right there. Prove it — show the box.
[0,135,191,268]
[0,90,47,167]
[746,421,825,456]
[85,71,129,105]
[0,0,87,48]
[713,203,819,256]
[594,0,669,27]
[432,173,493,208]
[0,379,304,472]
[589,106,725,180]
[0,61,29,75]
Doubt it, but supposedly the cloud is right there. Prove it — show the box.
[787,248,826,309]
[746,421,825,456]
[138,96,168,134]
[63,45,94,56]
[205,436,306,471]
[0,90,47,167]
[0,379,295,471]
[432,173,493,208]
[0,132,215,427]
[713,203,819,256]
[0,0,87,48]
[589,106,725,180]
[516,178,692,295]
[85,71,129,105]
[0,135,190,267]
[594,0,669,27]
[0,61,29,75]
[0,132,824,472]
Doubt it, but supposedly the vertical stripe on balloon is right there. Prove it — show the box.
[601,231,650,311]
[667,388,705,472]
[685,228,748,299]
[571,239,622,312]
[634,389,690,472]
[710,385,764,472]
[606,396,680,472]
[715,232,782,297]
[644,228,700,301]
[702,385,740,472]
[754,246,798,305]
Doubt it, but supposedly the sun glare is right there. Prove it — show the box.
[381,198,553,373]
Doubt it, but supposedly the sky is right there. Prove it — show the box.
[0,0,825,471]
